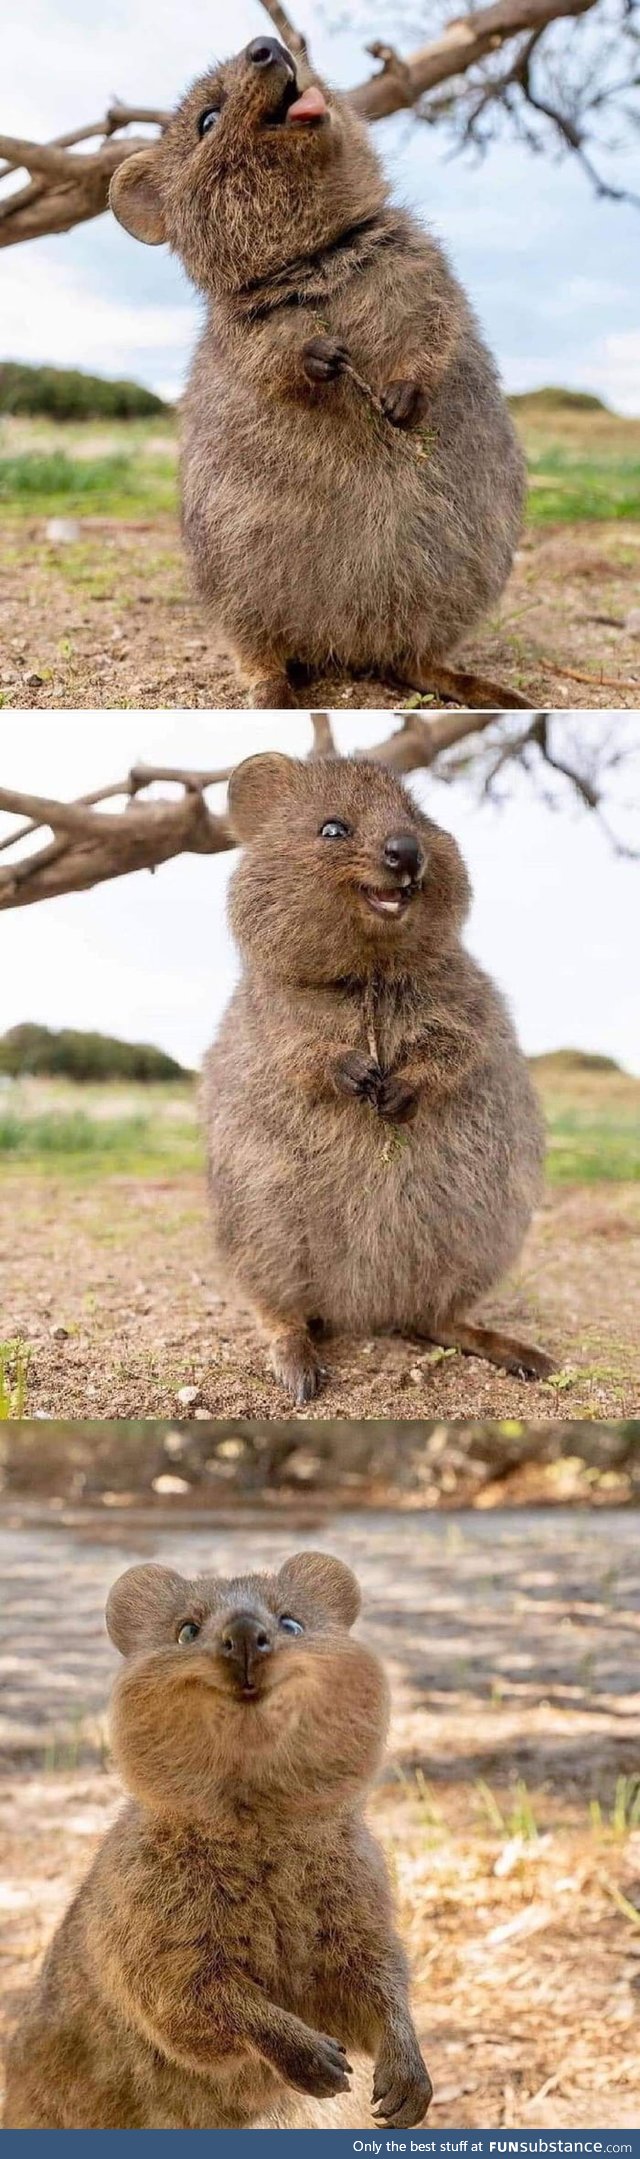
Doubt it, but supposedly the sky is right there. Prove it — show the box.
[1,711,638,1074]
[2,0,639,411]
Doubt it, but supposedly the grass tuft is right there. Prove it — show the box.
[0,1338,30,1418]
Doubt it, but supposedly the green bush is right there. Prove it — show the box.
[0,361,171,421]
[509,386,609,414]
[0,1024,191,1083]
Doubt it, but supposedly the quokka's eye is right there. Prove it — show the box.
[319,819,351,841]
[177,1620,201,1645]
[198,107,221,137]
[279,1614,304,1636]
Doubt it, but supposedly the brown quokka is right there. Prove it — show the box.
[3,1552,432,2132]
[201,752,554,1406]
[110,38,526,709]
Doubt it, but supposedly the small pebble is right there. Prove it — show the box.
[45,517,80,544]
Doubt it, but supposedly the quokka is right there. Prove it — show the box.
[3,1552,431,2131]
[111,38,526,708]
[201,751,553,1405]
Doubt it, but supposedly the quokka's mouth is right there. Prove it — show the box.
[265,74,329,127]
[360,883,420,919]
[285,84,329,125]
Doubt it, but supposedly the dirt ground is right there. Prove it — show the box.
[3,1171,639,1419]
[1,1506,639,2129]
[1,515,639,709]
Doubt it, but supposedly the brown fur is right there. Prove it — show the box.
[110,40,526,705]
[201,753,553,1403]
[2,1553,431,2131]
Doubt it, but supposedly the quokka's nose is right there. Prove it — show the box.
[220,1611,272,1686]
[245,36,294,71]
[383,832,423,881]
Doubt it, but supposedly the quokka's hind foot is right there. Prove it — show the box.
[233,648,295,708]
[262,1315,328,1406]
[394,662,531,712]
[247,672,295,709]
[423,1320,555,1382]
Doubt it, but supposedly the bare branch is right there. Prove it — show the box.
[362,711,502,771]
[309,713,338,756]
[258,0,309,62]
[127,764,232,792]
[348,0,598,121]
[0,132,164,246]
[0,770,234,910]
[527,714,600,807]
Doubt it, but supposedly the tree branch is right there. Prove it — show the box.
[348,0,598,121]
[361,710,502,771]
[259,0,309,63]
[0,770,234,909]
[2,0,633,247]
[0,130,166,246]
[0,715,635,909]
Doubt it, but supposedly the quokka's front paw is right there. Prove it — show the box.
[381,378,426,429]
[302,335,350,383]
[372,2035,433,2128]
[283,2028,353,2099]
[331,1050,382,1104]
[376,1073,419,1124]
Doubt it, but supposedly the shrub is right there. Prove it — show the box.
[0,1023,191,1082]
[0,361,171,421]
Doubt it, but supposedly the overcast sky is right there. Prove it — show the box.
[2,0,639,412]
[1,711,638,1074]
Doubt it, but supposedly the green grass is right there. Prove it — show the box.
[0,449,177,519]
[0,1065,637,1181]
[0,397,639,523]
[474,1776,540,1842]
[0,1338,30,1418]
[526,448,640,522]
[590,1776,640,1838]
[0,1108,202,1177]
[545,1109,640,1181]
[6,441,638,523]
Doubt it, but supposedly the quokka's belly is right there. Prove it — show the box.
[182,414,468,668]
[304,1111,531,1334]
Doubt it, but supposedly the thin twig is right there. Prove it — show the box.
[540,659,640,693]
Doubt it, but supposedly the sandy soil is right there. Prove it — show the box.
[3,1172,639,1419]
[1,516,639,709]
[1,1506,639,2129]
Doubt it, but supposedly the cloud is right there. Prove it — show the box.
[0,246,196,390]
[584,331,640,417]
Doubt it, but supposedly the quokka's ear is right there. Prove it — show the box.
[227,754,305,842]
[277,1551,362,1630]
[110,150,167,245]
[106,1564,188,1655]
